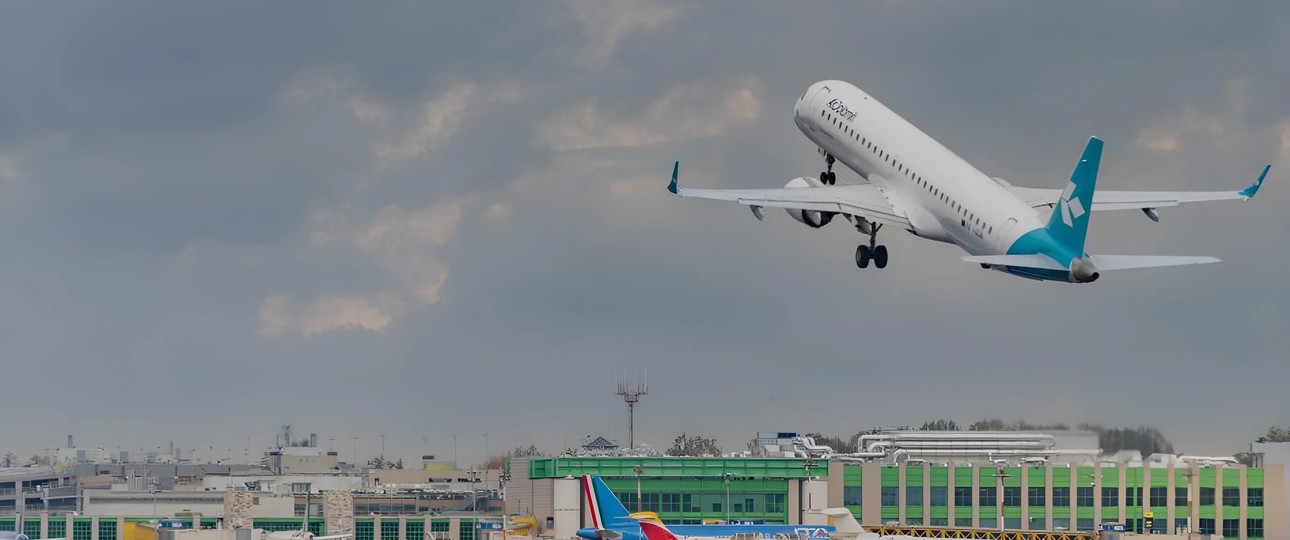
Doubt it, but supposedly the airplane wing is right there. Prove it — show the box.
[1007,165,1269,218]
[667,162,911,228]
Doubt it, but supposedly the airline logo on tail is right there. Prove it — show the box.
[1056,181,1085,227]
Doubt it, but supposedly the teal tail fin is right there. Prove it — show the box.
[1045,136,1103,256]
[667,160,679,194]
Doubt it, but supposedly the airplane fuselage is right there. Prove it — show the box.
[792,80,1057,278]
[576,524,834,540]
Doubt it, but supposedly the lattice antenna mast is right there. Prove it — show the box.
[616,369,649,449]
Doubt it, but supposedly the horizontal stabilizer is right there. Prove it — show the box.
[595,531,623,540]
[961,254,1065,270]
[810,508,868,535]
[1088,255,1220,270]
[963,254,1221,271]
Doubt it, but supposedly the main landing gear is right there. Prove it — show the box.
[854,222,889,269]
[819,153,837,185]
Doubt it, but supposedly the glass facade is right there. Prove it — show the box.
[381,521,399,540]
[72,518,92,540]
[405,520,423,540]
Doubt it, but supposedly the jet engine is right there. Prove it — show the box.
[1070,257,1100,283]
[782,177,835,228]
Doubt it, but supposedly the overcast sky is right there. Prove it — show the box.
[2,2,1288,465]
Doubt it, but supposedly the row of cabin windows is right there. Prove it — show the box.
[824,108,995,236]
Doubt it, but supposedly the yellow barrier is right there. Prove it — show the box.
[866,526,1094,540]
[122,523,158,540]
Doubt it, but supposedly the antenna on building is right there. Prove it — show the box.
[616,368,649,449]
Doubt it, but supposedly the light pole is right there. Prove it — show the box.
[724,473,734,523]
[802,459,817,524]
[351,437,359,466]
[633,465,644,512]
[150,482,159,520]
[500,469,512,518]
[992,467,1010,532]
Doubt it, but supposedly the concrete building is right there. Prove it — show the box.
[266,449,339,476]
[79,490,294,518]
[1249,441,1290,537]
[0,467,81,514]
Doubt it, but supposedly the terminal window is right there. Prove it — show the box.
[1200,487,1215,505]
[1175,487,1188,507]
[1248,487,1263,506]
[1101,487,1118,507]
[1026,487,1044,507]
[1199,518,1216,535]
[905,487,922,506]
[1222,519,1239,537]
[1052,486,1069,506]
[843,487,862,506]
[1248,518,1264,537]
[978,487,996,507]
[1003,487,1020,507]
[954,487,971,507]
[1150,487,1167,508]
[1076,487,1093,507]
[929,486,946,507]
[1126,487,1142,506]
[1223,488,1240,506]
[881,487,898,507]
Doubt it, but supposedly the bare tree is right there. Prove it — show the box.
[666,433,722,456]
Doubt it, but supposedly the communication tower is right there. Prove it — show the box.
[616,370,649,449]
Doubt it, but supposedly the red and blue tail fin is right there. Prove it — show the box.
[582,475,632,529]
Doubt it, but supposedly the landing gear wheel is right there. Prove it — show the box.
[820,153,837,185]
[855,244,871,269]
[873,245,889,269]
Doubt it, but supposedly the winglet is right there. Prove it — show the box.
[1239,164,1270,199]
[667,160,679,194]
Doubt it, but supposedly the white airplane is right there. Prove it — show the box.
[668,80,1270,283]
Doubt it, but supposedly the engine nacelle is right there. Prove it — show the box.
[782,177,835,228]
[1070,257,1100,283]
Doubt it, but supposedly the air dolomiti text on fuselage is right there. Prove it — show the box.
[667,80,1269,283]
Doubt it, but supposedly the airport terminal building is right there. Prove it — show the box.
[505,456,1284,540]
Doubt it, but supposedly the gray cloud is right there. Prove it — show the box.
[1,1,1287,463]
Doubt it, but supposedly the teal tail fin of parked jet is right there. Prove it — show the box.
[667,79,1270,283]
